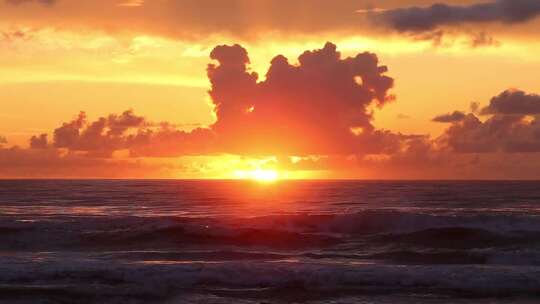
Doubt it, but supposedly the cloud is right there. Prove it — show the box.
[0,146,177,178]
[0,0,538,50]
[117,0,144,7]
[469,31,500,48]
[5,0,55,5]
[480,89,540,115]
[207,42,395,155]
[10,42,540,179]
[432,111,466,123]
[0,136,7,145]
[44,108,215,158]
[444,114,540,153]
[52,110,148,157]
[377,0,540,32]
[0,0,368,40]
[284,135,540,180]
[470,101,481,113]
[1,29,29,43]
[439,89,540,153]
[29,43,398,158]
[397,113,411,119]
[30,134,48,149]
[1,0,538,45]
[128,125,216,157]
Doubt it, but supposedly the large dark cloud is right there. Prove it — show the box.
[35,42,399,158]
[432,111,466,123]
[481,89,540,115]
[207,42,396,155]
[378,0,540,32]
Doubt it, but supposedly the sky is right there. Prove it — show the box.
[1,0,540,179]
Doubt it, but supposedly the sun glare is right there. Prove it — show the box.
[234,169,280,182]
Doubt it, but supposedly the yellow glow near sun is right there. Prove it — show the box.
[234,169,280,182]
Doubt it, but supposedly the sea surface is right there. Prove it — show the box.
[1,180,540,303]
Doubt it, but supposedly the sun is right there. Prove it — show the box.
[234,169,280,182]
[251,169,279,182]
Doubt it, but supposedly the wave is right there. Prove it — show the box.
[1,256,540,299]
[370,227,540,250]
[2,210,540,251]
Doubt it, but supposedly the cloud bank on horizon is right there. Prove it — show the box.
[1,42,540,179]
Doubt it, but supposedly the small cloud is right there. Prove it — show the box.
[470,101,480,114]
[397,114,411,119]
[469,31,500,48]
[30,134,48,149]
[373,0,540,32]
[437,89,540,153]
[481,89,540,115]
[1,28,35,44]
[356,8,388,14]
[117,0,144,7]
[432,111,466,123]
[412,30,446,47]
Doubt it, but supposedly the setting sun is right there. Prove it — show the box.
[234,169,280,182]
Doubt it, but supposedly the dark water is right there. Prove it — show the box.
[1,180,540,303]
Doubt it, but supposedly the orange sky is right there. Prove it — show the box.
[1,0,540,179]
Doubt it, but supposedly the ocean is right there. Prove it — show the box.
[1,180,540,303]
